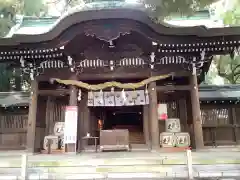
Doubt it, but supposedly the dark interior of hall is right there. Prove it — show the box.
[93,106,143,131]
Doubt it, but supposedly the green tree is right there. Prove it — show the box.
[0,0,21,37]
[65,0,218,18]
[23,0,47,16]
[142,0,218,18]
[222,0,240,26]
[0,0,46,37]
[217,55,240,84]
[215,0,240,84]
[204,58,225,85]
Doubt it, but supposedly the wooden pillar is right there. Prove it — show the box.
[35,96,47,152]
[26,80,38,153]
[231,107,240,145]
[190,74,204,149]
[179,98,188,132]
[149,81,159,150]
[77,92,90,152]
[143,105,150,149]
[65,85,78,153]
[69,85,78,106]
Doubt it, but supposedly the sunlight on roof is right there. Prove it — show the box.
[125,0,138,3]
[16,26,52,35]
[165,19,224,28]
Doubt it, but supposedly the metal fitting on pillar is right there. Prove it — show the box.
[150,52,155,69]
[150,52,155,63]
[20,57,25,68]
[68,56,75,72]
[109,60,114,71]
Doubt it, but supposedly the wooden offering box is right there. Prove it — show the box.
[100,129,130,152]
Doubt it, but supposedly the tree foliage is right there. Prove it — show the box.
[141,0,218,18]
[0,0,46,37]
[23,0,47,16]
[213,0,240,84]
[0,0,21,37]
[222,0,240,26]
[217,55,240,84]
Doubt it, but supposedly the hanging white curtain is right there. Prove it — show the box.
[104,92,115,106]
[93,92,104,106]
[88,90,150,107]
[134,90,146,105]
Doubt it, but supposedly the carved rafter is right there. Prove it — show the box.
[84,22,132,42]
[83,42,143,60]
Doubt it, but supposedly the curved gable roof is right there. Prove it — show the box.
[0,1,240,46]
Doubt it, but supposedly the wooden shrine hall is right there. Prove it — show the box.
[0,0,240,153]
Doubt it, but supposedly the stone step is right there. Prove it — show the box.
[1,164,240,179]
[129,132,145,144]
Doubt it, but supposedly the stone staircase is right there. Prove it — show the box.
[129,131,145,144]
[0,151,240,179]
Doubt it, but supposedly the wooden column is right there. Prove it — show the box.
[143,105,150,149]
[190,74,204,149]
[179,98,188,132]
[77,92,90,152]
[65,85,78,153]
[26,80,38,153]
[149,81,159,150]
[231,107,240,145]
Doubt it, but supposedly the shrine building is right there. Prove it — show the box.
[0,0,240,153]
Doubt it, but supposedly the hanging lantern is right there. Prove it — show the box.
[150,52,155,63]
[145,85,148,95]
[78,89,82,101]
[100,89,103,96]
[88,91,94,100]
[122,89,126,102]
[111,87,115,96]
[67,56,73,66]
[30,72,34,80]
[99,89,104,104]
[20,57,25,68]
[200,50,205,61]
[132,90,138,100]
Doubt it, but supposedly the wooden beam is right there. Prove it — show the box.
[156,85,191,91]
[36,67,189,82]
[26,80,38,153]
[190,73,204,149]
[38,89,69,96]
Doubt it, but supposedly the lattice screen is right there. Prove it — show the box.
[200,108,231,125]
